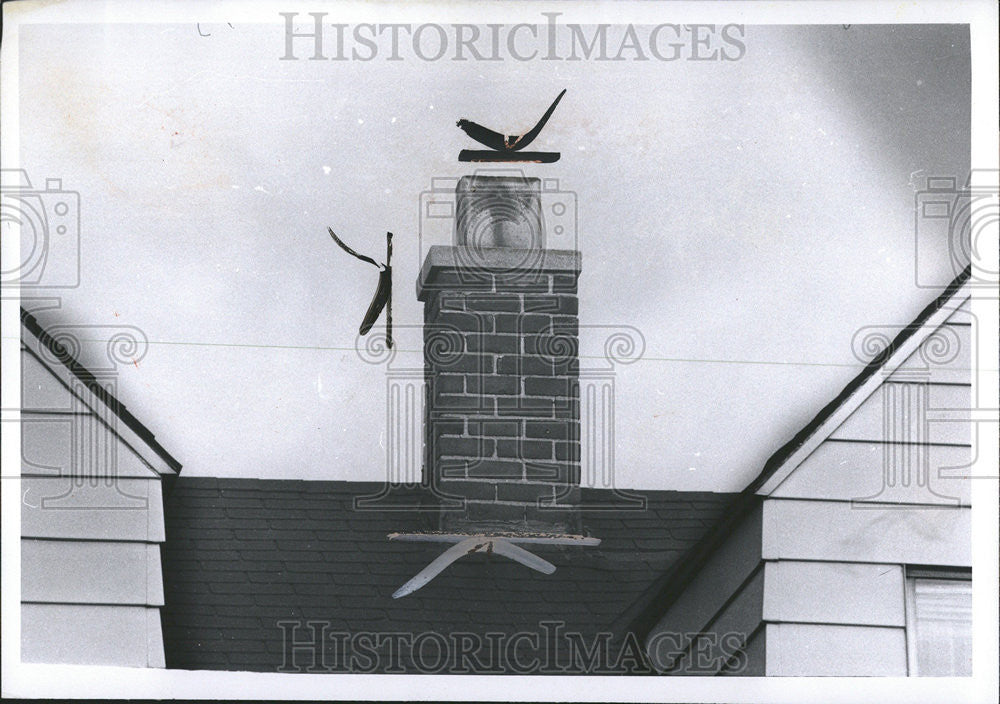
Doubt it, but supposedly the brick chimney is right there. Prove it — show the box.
[417,174,582,535]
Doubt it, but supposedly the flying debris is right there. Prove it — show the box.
[327,228,393,349]
[456,89,567,163]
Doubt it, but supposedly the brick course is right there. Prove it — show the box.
[419,250,582,534]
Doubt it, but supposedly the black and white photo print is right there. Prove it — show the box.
[2,1,997,702]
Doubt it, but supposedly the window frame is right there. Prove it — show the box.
[903,565,972,677]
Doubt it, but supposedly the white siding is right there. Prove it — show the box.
[21,349,84,412]
[22,604,165,668]
[829,382,971,446]
[761,498,970,566]
[771,441,970,506]
[22,540,163,606]
[21,477,165,541]
[762,561,905,627]
[890,323,972,384]
[20,337,178,477]
[739,292,971,676]
[21,413,159,479]
[19,338,172,669]
[766,623,907,676]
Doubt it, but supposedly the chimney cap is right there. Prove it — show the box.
[416,245,581,300]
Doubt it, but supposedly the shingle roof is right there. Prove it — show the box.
[161,478,735,673]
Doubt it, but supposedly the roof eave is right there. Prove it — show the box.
[20,307,182,477]
[623,266,973,651]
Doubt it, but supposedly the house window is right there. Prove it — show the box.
[904,568,972,676]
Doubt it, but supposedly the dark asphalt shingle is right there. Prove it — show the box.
[161,478,735,674]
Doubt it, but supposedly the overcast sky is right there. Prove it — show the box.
[15,17,970,490]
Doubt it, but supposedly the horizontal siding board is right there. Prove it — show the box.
[22,603,162,667]
[943,298,972,325]
[645,505,762,671]
[762,498,970,566]
[766,623,906,676]
[147,544,164,604]
[22,539,163,606]
[21,477,164,541]
[147,607,166,668]
[762,560,905,627]
[772,441,971,506]
[21,348,85,412]
[21,413,159,479]
[829,383,971,446]
[889,324,971,384]
[147,480,165,542]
